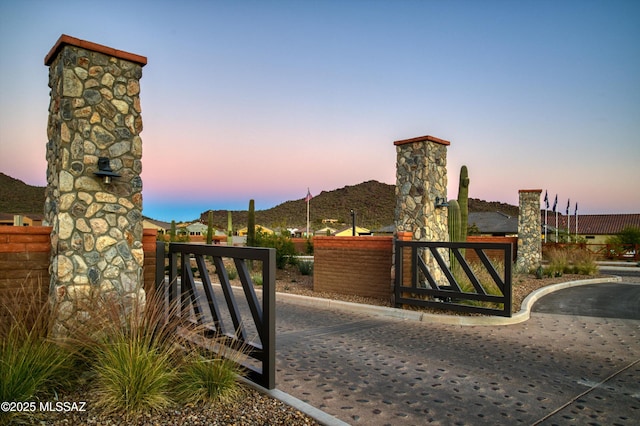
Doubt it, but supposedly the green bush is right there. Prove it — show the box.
[226,265,238,280]
[255,230,297,269]
[251,273,263,286]
[298,260,314,276]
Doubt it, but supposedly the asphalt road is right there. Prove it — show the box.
[532,282,640,320]
[533,267,640,320]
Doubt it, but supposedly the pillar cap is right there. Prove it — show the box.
[518,189,543,193]
[45,34,147,66]
[394,135,450,146]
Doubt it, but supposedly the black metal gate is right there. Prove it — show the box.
[394,240,513,317]
[156,242,276,389]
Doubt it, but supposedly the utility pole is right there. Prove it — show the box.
[351,209,356,236]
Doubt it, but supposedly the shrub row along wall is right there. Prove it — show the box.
[0,227,159,323]
[313,236,393,300]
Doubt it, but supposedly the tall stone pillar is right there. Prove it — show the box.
[516,189,542,272]
[44,35,147,335]
[394,135,450,285]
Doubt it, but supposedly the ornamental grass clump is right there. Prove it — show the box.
[452,259,505,308]
[174,344,245,404]
[68,289,182,417]
[0,281,76,425]
[545,247,569,277]
[298,260,314,276]
[67,284,250,418]
[543,247,598,276]
[568,248,599,275]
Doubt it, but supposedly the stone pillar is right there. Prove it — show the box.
[44,35,147,335]
[516,189,542,273]
[394,135,450,285]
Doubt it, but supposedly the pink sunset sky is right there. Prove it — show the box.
[1,0,639,222]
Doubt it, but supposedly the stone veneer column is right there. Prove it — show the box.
[394,135,450,285]
[516,189,542,272]
[44,35,147,335]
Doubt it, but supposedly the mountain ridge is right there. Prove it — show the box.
[0,172,519,229]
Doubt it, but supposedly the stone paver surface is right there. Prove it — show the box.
[275,300,640,425]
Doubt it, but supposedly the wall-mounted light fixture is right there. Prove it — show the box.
[94,157,120,184]
[434,197,449,208]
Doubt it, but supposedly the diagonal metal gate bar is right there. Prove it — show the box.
[159,242,276,389]
[395,240,513,316]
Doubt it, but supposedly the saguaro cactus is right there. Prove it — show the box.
[227,211,233,245]
[170,220,177,242]
[448,199,462,271]
[247,199,256,247]
[206,211,213,245]
[457,165,470,243]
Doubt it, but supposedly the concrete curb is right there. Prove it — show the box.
[276,275,624,326]
[239,377,351,426]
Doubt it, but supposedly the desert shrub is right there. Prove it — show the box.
[545,247,569,277]
[606,226,640,258]
[298,260,314,276]
[568,248,599,275]
[251,273,263,286]
[226,265,238,280]
[255,230,297,269]
[543,246,598,276]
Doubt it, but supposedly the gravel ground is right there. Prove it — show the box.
[32,385,317,426]
[20,267,612,426]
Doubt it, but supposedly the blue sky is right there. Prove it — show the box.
[1,0,639,222]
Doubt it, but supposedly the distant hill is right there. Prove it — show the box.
[0,173,46,214]
[201,180,397,230]
[199,181,520,231]
[0,172,519,229]
[468,198,519,217]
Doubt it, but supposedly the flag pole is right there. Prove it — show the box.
[566,199,571,242]
[575,202,578,238]
[543,191,548,244]
[305,188,312,238]
[306,198,310,238]
[553,194,558,242]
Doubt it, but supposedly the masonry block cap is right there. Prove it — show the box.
[45,34,147,66]
[393,135,451,146]
[518,189,543,193]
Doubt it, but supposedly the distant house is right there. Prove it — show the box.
[237,225,273,236]
[314,226,337,236]
[467,212,518,237]
[333,226,371,236]
[542,213,640,244]
[185,222,208,237]
[142,217,172,234]
[0,213,45,226]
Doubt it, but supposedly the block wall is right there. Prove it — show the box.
[0,227,159,325]
[313,236,393,300]
[0,227,51,303]
[465,236,518,263]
